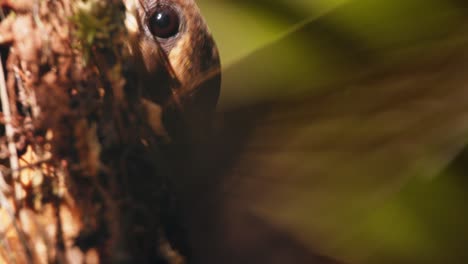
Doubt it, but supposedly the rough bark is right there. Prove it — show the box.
[0,1,186,263]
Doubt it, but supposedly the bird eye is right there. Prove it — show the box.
[148,5,180,39]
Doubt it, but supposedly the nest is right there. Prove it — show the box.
[0,0,187,263]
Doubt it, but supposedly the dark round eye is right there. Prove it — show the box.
[148,5,180,39]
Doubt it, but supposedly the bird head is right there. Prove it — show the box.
[124,0,221,141]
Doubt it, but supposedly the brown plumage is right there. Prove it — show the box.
[125,0,221,141]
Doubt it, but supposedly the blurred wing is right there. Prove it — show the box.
[185,1,468,263]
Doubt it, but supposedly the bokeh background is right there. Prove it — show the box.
[194,1,468,263]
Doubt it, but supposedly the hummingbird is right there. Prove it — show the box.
[77,1,468,263]
[2,1,468,264]
[154,1,468,264]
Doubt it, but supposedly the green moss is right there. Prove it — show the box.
[70,0,126,64]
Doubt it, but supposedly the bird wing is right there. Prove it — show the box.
[184,1,468,263]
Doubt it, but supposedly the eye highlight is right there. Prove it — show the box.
[148,5,180,39]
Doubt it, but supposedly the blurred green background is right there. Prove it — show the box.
[195,1,468,263]
[199,0,467,108]
[198,0,465,65]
